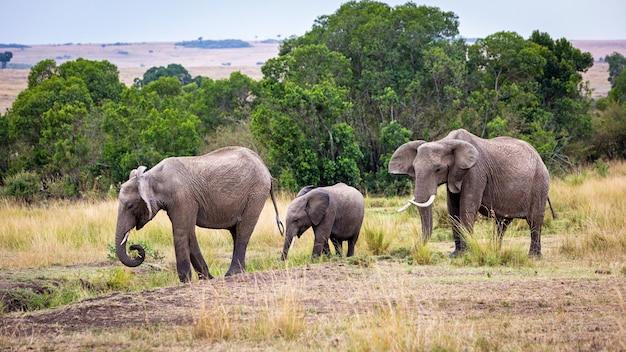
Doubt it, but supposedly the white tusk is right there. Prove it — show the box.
[413,194,436,207]
[396,195,436,212]
[289,236,296,251]
[120,231,130,246]
[397,201,413,213]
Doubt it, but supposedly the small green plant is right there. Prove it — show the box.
[107,239,164,263]
[105,267,134,290]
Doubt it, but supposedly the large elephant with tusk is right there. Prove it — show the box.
[389,129,554,258]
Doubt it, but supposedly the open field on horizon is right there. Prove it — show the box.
[0,161,625,351]
[1,40,625,112]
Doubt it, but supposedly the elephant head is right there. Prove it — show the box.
[114,166,157,267]
[281,189,330,260]
[388,139,478,242]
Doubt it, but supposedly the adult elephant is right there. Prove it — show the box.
[114,147,284,282]
[388,129,554,258]
[281,183,364,260]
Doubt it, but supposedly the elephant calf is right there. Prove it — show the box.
[281,183,364,260]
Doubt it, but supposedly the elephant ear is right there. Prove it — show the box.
[137,171,157,219]
[443,140,478,193]
[129,166,147,180]
[296,185,316,197]
[306,191,330,226]
[388,141,426,178]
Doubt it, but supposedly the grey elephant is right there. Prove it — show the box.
[114,146,284,282]
[281,183,364,260]
[388,129,555,258]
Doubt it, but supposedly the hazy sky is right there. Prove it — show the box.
[2,0,624,45]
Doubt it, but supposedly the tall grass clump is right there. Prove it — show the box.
[362,220,392,255]
[553,161,626,262]
[411,239,434,265]
[453,222,532,267]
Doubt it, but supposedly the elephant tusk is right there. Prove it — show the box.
[289,237,296,251]
[120,231,130,246]
[396,195,436,212]
[397,201,413,213]
[413,194,436,208]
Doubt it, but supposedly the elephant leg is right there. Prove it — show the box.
[346,231,360,257]
[172,227,193,283]
[494,217,512,251]
[330,237,342,257]
[189,231,212,280]
[226,225,251,276]
[527,215,544,258]
[311,231,329,259]
[447,193,466,257]
[322,241,332,257]
[225,199,264,276]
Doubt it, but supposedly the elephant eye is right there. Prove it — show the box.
[435,166,442,173]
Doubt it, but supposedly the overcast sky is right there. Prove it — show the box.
[2,0,624,45]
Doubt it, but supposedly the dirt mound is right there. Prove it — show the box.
[2,260,624,349]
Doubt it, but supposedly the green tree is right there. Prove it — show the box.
[529,31,594,160]
[273,1,463,183]
[608,67,626,103]
[0,51,12,69]
[134,63,196,88]
[190,71,261,133]
[27,59,58,88]
[101,78,202,183]
[251,44,355,190]
[467,31,547,137]
[605,52,626,88]
[58,58,124,104]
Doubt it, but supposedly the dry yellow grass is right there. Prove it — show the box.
[1,162,626,351]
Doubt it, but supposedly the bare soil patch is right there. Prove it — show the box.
[1,259,624,350]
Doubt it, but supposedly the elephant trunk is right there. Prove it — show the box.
[418,205,433,243]
[115,224,145,267]
[397,194,435,243]
[281,233,296,261]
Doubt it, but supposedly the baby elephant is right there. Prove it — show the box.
[281,183,364,260]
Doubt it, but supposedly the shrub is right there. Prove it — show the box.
[1,171,42,203]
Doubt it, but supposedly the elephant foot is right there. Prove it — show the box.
[197,272,214,280]
[225,267,245,276]
[449,249,466,258]
[528,250,542,259]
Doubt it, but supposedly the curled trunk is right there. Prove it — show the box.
[115,229,145,267]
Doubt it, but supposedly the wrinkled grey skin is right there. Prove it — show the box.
[281,183,364,260]
[389,129,553,258]
[115,147,284,282]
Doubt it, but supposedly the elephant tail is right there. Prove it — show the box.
[547,196,557,220]
[270,181,285,236]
